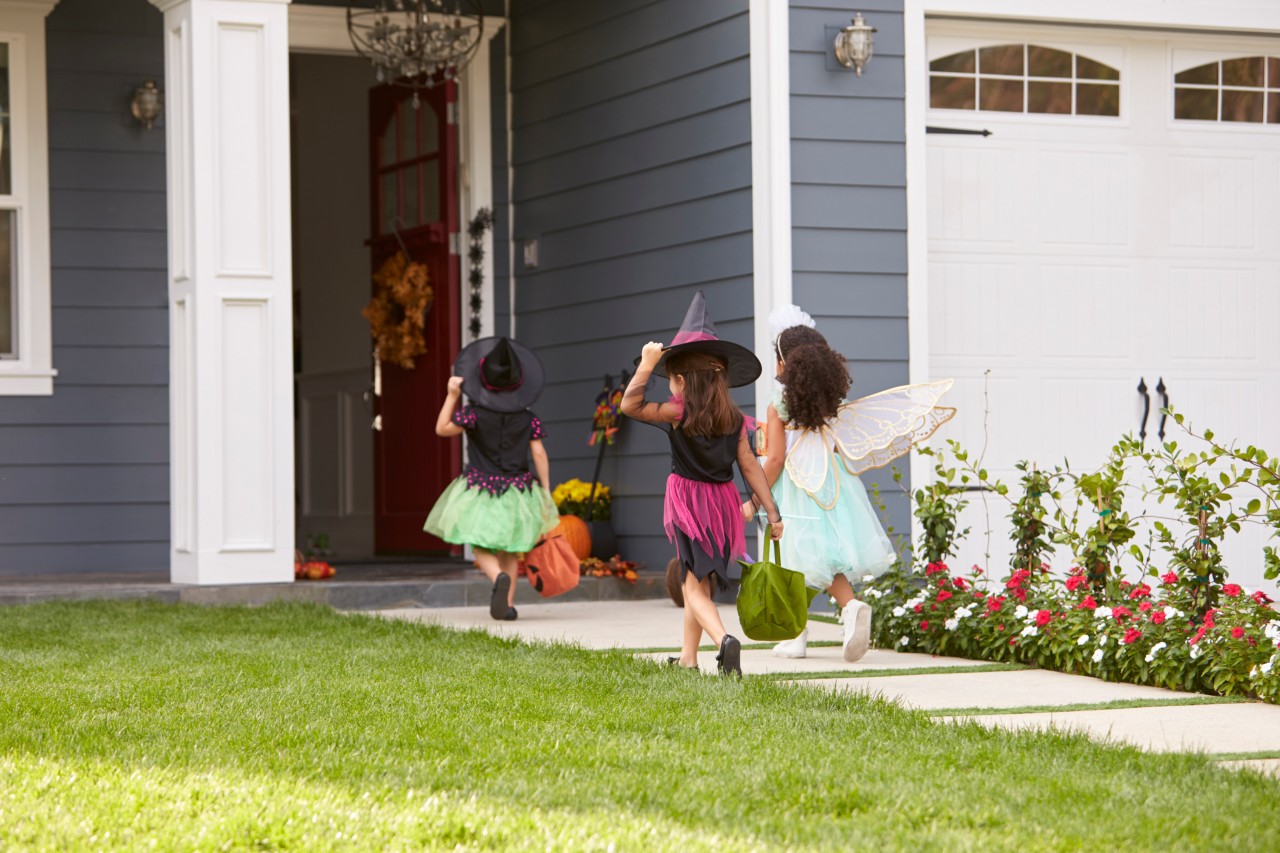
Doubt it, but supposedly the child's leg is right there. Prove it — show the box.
[678,593,702,667]
[474,548,501,582]
[826,573,856,609]
[497,551,520,606]
[682,571,727,646]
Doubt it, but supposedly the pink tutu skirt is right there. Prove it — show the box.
[664,473,747,591]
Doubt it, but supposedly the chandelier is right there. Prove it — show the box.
[347,1,484,102]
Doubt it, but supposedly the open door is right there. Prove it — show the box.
[369,82,460,553]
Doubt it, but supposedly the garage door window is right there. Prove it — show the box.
[930,44,1120,117]
[1174,56,1280,124]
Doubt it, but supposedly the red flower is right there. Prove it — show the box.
[1112,605,1133,621]
[1204,610,1217,629]
[1223,584,1242,598]
[954,577,969,590]
[997,624,1005,632]
[974,591,987,599]
[1252,590,1273,605]
[1151,611,1167,625]
[986,595,1005,613]
[913,604,923,613]
[1035,609,1052,627]
[1138,601,1153,613]
[1121,628,1143,645]
[1077,595,1098,610]
[1065,575,1086,592]
[1120,580,1132,589]
[925,562,948,575]
[1012,588,1028,602]
[1128,583,1152,599]
[972,566,984,575]
[1230,626,1245,640]
[937,590,953,602]
[920,620,930,631]
[1191,625,1208,645]
[1161,571,1178,585]
[1008,638,1017,646]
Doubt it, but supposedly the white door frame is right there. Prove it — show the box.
[288,4,505,342]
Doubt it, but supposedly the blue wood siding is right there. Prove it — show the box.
[0,0,168,575]
[508,0,754,568]
[789,0,912,540]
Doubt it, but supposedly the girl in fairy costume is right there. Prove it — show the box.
[622,291,784,675]
[426,337,560,621]
[746,306,955,661]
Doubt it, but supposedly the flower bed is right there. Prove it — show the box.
[864,561,1280,704]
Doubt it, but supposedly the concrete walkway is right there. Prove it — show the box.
[381,599,1280,777]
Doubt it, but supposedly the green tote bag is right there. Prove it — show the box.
[736,528,821,642]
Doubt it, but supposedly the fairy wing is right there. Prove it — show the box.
[830,379,957,475]
[783,427,831,497]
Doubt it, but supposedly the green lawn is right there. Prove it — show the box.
[0,602,1277,851]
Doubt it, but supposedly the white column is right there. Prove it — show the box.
[152,0,294,584]
[748,0,793,417]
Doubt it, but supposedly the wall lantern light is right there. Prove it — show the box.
[833,12,876,76]
[130,80,163,129]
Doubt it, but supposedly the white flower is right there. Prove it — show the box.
[862,574,875,583]
[1020,625,1039,638]
[892,606,906,618]
[1264,622,1280,641]
[1078,634,1090,646]
[1094,606,1113,620]
[944,618,959,631]
[1189,644,1202,660]
[1144,643,1167,663]
[866,588,884,599]
[1098,634,1108,646]
[1092,649,1105,663]
[1262,661,1274,675]
[955,606,974,620]
[1014,604,1029,620]
[1164,605,1182,620]
[899,636,910,647]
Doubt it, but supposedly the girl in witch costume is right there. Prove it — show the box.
[426,337,560,621]
[745,305,955,661]
[621,291,784,676]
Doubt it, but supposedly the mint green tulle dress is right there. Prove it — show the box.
[423,405,560,554]
[765,389,897,589]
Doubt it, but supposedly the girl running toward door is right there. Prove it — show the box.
[746,305,955,661]
[621,291,784,675]
[426,337,560,621]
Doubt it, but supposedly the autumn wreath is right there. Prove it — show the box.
[362,251,433,369]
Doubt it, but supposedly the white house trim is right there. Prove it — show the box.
[0,0,58,396]
[151,0,295,585]
[922,0,1280,33]
[748,0,792,417]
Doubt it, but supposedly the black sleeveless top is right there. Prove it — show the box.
[452,405,545,494]
[666,417,741,484]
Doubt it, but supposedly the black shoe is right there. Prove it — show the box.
[490,575,512,620]
[502,606,518,621]
[716,635,742,676]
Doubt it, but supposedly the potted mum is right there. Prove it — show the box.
[551,478,617,560]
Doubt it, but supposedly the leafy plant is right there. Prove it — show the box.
[913,445,971,566]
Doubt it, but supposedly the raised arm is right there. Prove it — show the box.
[619,342,681,425]
[435,376,465,437]
[760,404,787,488]
[737,430,784,541]
[529,438,550,492]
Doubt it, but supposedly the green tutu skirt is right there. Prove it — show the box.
[424,477,560,554]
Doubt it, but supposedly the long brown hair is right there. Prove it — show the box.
[776,326,850,430]
[668,351,742,437]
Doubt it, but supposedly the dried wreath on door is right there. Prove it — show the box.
[362,251,433,369]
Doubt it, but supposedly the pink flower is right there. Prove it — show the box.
[937,590,953,602]
[1009,638,1017,646]
[1223,584,1242,597]
[1161,571,1178,585]
[1151,611,1166,625]
[1128,583,1152,600]
[997,624,1005,632]
[1035,610,1052,627]
[1230,626,1245,640]
[1065,575,1086,592]
[1122,629,1143,645]
[1078,595,1098,610]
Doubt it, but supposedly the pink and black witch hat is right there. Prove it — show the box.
[638,290,762,388]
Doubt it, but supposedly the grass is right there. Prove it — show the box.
[0,602,1278,851]
[929,695,1250,717]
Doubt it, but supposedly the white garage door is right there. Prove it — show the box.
[926,22,1280,595]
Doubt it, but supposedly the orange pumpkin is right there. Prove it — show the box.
[555,514,592,561]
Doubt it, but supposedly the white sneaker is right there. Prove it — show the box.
[842,601,872,663]
[773,628,808,659]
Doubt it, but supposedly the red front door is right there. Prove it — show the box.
[369,83,460,553]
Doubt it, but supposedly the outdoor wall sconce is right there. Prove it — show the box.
[833,12,876,76]
[130,80,163,130]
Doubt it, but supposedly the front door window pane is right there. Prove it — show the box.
[421,166,440,224]
[401,165,419,227]
[0,44,11,196]
[380,171,396,233]
[1,211,14,357]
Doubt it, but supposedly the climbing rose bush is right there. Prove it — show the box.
[868,562,1280,704]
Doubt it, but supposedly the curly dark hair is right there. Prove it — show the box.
[776,326,850,430]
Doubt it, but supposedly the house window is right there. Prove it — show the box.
[929,44,1121,117]
[1174,56,1280,124]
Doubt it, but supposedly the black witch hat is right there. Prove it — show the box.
[454,336,545,412]
[638,290,762,388]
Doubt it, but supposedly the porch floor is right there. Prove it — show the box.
[0,560,668,609]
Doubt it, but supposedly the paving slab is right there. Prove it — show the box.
[946,703,1280,754]
[1218,758,1280,778]
[793,668,1203,711]
[378,599,844,650]
[638,647,980,675]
